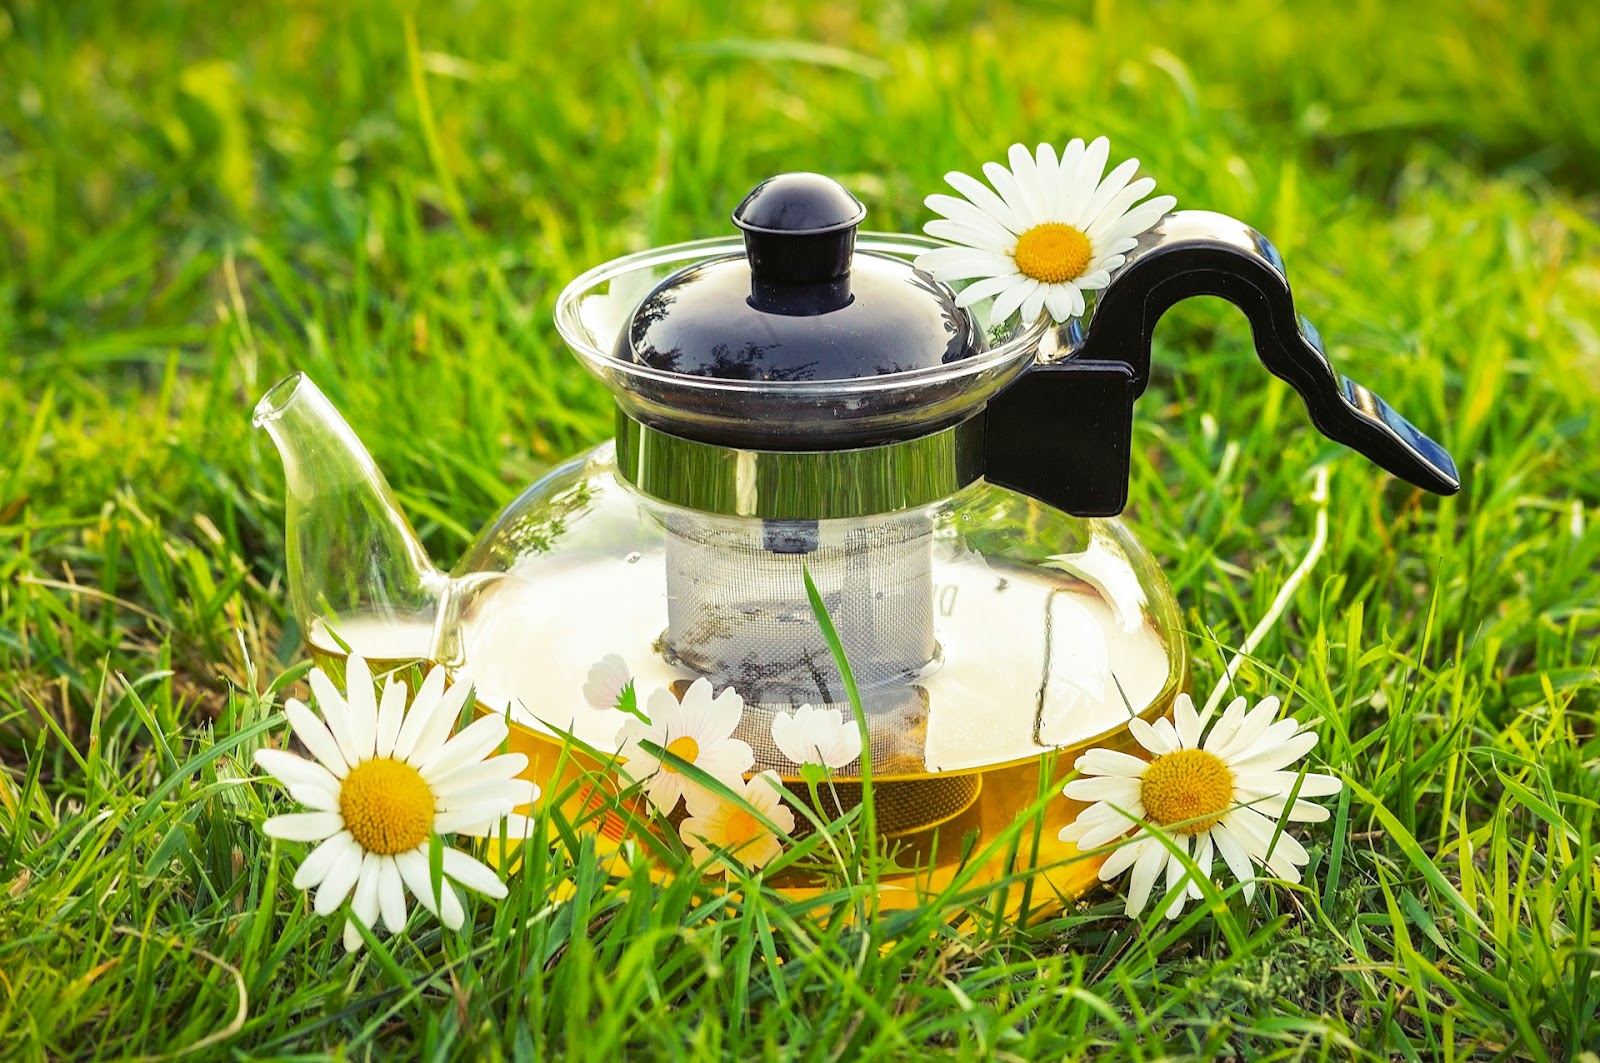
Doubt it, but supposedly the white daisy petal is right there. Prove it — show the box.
[1058,798,1126,842]
[1163,835,1192,919]
[343,656,378,761]
[419,713,510,780]
[346,852,382,949]
[1190,831,1215,899]
[1098,197,1178,245]
[914,247,1014,281]
[263,811,343,842]
[943,170,1024,233]
[435,803,525,834]
[925,194,1021,244]
[442,848,508,900]
[1043,285,1075,322]
[1173,693,1202,749]
[1229,730,1319,775]
[453,812,537,839]
[1248,795,1332,823]
[1231,718,1303,761]
[435,779,538,814]
[1085,177,1158,240]
[309,668,363,768]
[1213,697,1281,760]
[1006,143,1046,224]
[394,847,444,917]
[438,880,465,930]
[1076,807,1144,850]
[1069,285,1086,318]
[293,831,357,891]
[1033,142,1062,217]
[374,677,407,759]
[1210,820,1258,902]
[390,666,448,763]
[378,857,408,934]
[988,277,1037,325]
[1062,775,1141,804]
[1227,807,1310,876]
[581,654,631,712]
[1076,157,1141,230]
[1073,748,1149,777]
[1076,137,1112,202]
[1078,269,1114,291]
[1151,717,1181,752]
[953,271,1026,307]
[1129,717,1176,756]
[314,842,364,915]
[285,782,340,812]
[1235,770,1342,799]
[1020,286,1048,325]
[430,753,530,799]
[1056,138,1086,198]
[254,748,340,793]
[285,700,349,778]
[1204,697,1252,752]
[1125,837,1168,917]
[1098,835,1152,881]
[982,160,1036,229]
[925,219,1012,253]
[405,674,477,765]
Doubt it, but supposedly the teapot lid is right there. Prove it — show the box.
[616,173,984,383]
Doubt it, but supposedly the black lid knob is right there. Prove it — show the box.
[732,173,865,289]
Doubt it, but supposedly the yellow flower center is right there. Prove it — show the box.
[1012,223,1093,284]
[338,758,436,855]
[1140,748,1234,835]
[723,809,763,846]
[663,735,700,773]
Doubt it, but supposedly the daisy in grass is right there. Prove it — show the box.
[1060,692,1341,919]
[769,704,862,771]
[914,137,1176,325]
[615,678,754,815]
[679,771,795,875]
[254,656,538,951]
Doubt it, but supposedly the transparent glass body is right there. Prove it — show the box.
[299,445,1185,906]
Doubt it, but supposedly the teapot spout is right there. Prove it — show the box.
[254,372,447,662]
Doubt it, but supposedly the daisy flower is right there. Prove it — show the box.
[615,678,754,815]
[769,704,863,771]
[1060,692,1341,919]
[254,656,538,951]
[582,654,634,713]
[914,137,1177,325]
[679,771,795,875]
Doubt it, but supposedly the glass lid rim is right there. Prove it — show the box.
[553,232,1053,398]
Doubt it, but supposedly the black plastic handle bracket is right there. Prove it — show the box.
[983,361,1137,517]
[983,209,1460,516]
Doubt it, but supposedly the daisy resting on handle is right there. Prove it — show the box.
[1060,692,1342,920]
[914,137,1176,325]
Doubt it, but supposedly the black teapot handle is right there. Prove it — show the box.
[982,210,1461,516]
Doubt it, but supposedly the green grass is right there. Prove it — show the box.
[3,0,1600,1057]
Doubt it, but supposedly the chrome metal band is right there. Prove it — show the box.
[614,410,984,519]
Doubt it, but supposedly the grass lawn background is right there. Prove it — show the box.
[3,0,1599,1057]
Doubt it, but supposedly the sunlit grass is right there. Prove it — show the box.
[2,0,1599,1057]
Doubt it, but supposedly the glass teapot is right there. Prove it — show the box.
[255,173,1457,902]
